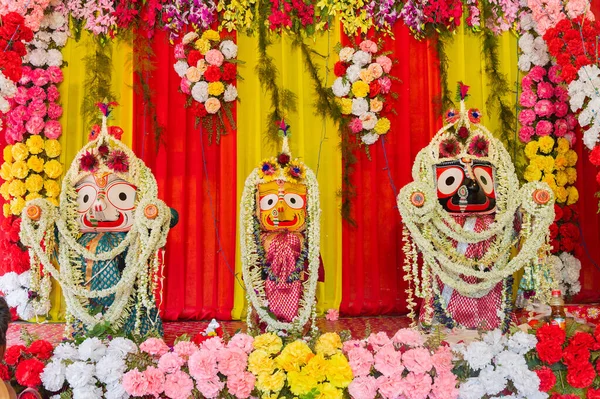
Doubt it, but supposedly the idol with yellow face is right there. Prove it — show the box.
[257,180,307,232]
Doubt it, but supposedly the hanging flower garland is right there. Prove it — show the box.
[173,29,239,143]
[331,39,393,148]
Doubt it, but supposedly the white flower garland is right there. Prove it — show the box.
[568,64,600,150]
[240,155,321,334]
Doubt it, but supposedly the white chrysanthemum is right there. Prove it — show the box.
[107,337,138,358]
[361,132,379,145]
[351,97,369,116]
[65,362,96,388]
[52,31,69,47]
[219,40,238,59]
[332,77,351,97]
[352,50,372,67]
[41,361,66,392]
[463,341,494,371]
[359,112,378,130]
[53,342,80,361]
[105,382,129,399]
[0,272,21,293]
[478,366,507,396]
[78,337,106,362]
[458,377,486,399]
[47,49,63,67]
[339,47,355,62]
[96,355,126,384]
[507,331,537,355]
[174,60,189,78]
[345,64,361,83]
[182,32,199,45]
[482,329,506,357]
[192,81,209,103]
[72,384,103,399]
[224,84,238,102]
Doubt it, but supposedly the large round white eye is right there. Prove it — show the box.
[474,167,495,195]
[437,167,464,196]
[259,194,278,211]
[107,183,137,210]
[76,185,97,213]
[284,193,305,209]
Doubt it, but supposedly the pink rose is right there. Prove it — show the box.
[28,99,47,118]
[368,332,391,352]
[431,346,453,374]
[430,371,459,399]
[348,376,378,399]
[402,372,433,399]
[536,119,553,136]
[26,116,45,135]
[163,370,195,399]
[122,369,149,396]
[140,338,170,357]
[554,101,568,118]
[374,344,402,376]
[180,78,191,94]
[143,366,165,397]
[378,76,392,94]
[44,120,62,139]
[519,90,537,107]
[565,113,577,130]
[521,74,533,90]
[174,43,185,59]
[158,352,186,374]
[227,334,254,354]
[350,117,363,133]
[537,82,554,99]
[554,86,569,102]
[348,347,375,377]
[13,87,29,105]
[227,371,255,399]
[375,56,392,73]
[529,66,547,82]
[402,347,433,374]
[360,40,378,54]
[11,105,28,121]
[217,347,248,377]
[188,350,218,381]
[47,85,60,102]
[201,336,224,352]
[392,329,425,347]
[174,341,199,360]
[376,373,404,399]
[548,65,563,84]
[205,49,225,67]
[28,86,46,101]
[343,339,366,354]
[19,67,32,85]
[534,100,554,117]
[518,109,536,126]
[195,378,225,399]
[554,119,568,137]
[519,126,535,143]
[46,66,63,84]
[31,68,49,87]
[47,102,63,120]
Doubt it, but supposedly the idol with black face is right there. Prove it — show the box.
[435,159,496,214]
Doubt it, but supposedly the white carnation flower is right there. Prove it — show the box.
[219,40,238,59]
[73,384,103,399]
[47,49,63,67]
[31,39,49,50]
[0,272,20,293]
[507,331,537,355]
[570,281,582,295]
[96,355,126,384]
[16,302,35,320]
[0,97,10,113]
[174,60,189,78]
[482,329,506,356]
[105,382,129,399]
[65,362,96,388]
[192,81,209,103]
[41,361,66,392]
[458,377,486,399]
[583,124,600,150]
[494,350,527,379]
[512,367,543,397]
[53,343,80,361]
[48,12,67,30]
[6,289,27,309]
[78,337,106,361]
[351,97,369,116]
[223,84,238,102]
[361,132,379,145]
[352,50,372,67]
[182,32,199,45]
[519,12,536,31]
[345,64,361,83]
[332,77,351,97]
[359,112,378,130]
[339,47,355,62]
[37,31,52,43]
[28,49,48,67]
[478,366,507,396]
[518,54,532,72]
[18,271,31,289]
[463,341,494,371]
[107,337,138,358]
[52,31,69,47]
[518,32,534,53]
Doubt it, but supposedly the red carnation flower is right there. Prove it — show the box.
[4,345,26,366]
[562,206,573,221]
[222,63,237,82]
[535,367,556,392]
[561,237,574,252]
[549,223,558,239]
[566,362,596,388]
[27,340,53,360]
[192,102,207,118]
[369,80,381,98]
[106,150,129,173]
[554,204,563,221]
[187,50,202,67]
[204,65,221,82]
[536,323,566,345]
[0,364,9,381]
[536,340,563,364]
[79,151,99,172]
[334,61,347,77]
[589,389,600,399]
[15,358,44,387]
[592,145,600,166]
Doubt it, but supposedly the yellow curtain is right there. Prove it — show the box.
[232,27,343,320]
[47,31,133,322]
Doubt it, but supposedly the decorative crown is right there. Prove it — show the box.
[257,120,307,184]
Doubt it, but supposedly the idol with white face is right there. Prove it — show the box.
[257,180,307,232]
[75,173,137,233]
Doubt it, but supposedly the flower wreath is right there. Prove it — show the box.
[397,85,556,326]
[19,103,172,334]
[239,123,321,334]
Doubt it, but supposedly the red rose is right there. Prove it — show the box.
[589,389,600,399]
[98,144,109,158]
[0,364,9,381]
[457,126,469,140]
[369,80,381,98]
[334,61,347,77]
[4,345,26,366]
[222,63,237,82]
[15,358,44,387]
[535,367,556,392]
[204,65,221,82]
[27,340,53,360]
[566,362,596,388]
[187,50,202,67]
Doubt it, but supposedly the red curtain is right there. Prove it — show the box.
[340,25,442,315]
[132,30,236,320]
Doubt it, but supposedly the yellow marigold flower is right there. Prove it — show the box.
[195,38,211,54]
[524,141,539,160]
[26,135,44,155]
[359,68,374,84]
[315,333,342,357]
[44,179,61,198]
[256,370,286,393]
[554,155,567,171]
[248,349,276,375]
[275,340,313,372]
[0,162,13,181]
[351,81,369,98]
[556,170,568,187]
[535,155,554,174]
[524,165,542,182]
[339,98,352,115]
[288,370,319,396]
[208,81,225,96]
[538,136,555,155]
[3,203,10,217]
[47,197,59,206]
[3,145,12,163]
[374,117,391,135]
[27,156,44,173]
[302,353,328,383]
[44,160,63,179]
[567,186,579,205]
[8,180,26,197]
[0,182,9,200]
[201,29,220,41]
[44,139,62,159]
[11,161,29,180]
[10,196,25,215]
[253,333,283,355]
[325,353,353,388]
[11,143,29,162]
[555,186,568,203]
[566,167,577,185]
[557,137,570,154]
[542,174,557,192]
[315,382,343,399]
[25,174,44,193]
[565,149,578,167]
[26,192,42,202]
[261,395,279,399]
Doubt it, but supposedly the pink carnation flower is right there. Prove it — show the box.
[565,114,577,130]
[144,366,165,397]
[205,49,225,67]
[140,338,170,357]
[13,87,29,105]
[195,378,225,399]
[537,82,554,99]
[158,352,186,374]
[360,40,378,53]
[188,350,218,381]
[28,86,46,102]
[47,85,60,102]
[174,43,185,59]
[217,347,248,377]
[122,369,149,397]
[374,345,402,376]
[47,103,63,120]
[521,74,533,90]
[5,128,24,144]
[548,65,563,84]
[534,100,555,117]
[367,332,391,353]
[518,109,536,126]
[375,56,392,73]
[11,105,28,121]
[26,116,45,135]
[227,334,254,354]
[343,339,366,354]
[227,371,255,399]
[402,347,433,374]
[180,78,191,95]
[379,76,392,93]
[529,66,547,82]
[174,341,199,360]
[163,370,195,399]
[44,120,62,139]
[430,371,459,399]
[46,66,64,84]
[348,347,375,377]
[326,308,339,321]
[536,119,553,136]
[377,373,404,399]
[519,90,537,107]
[350,117,363,133]
[201,336,224,352]
[31,68,49,87]
[431,346,454,374]
[348,375,378,399]
[402,372,433,399]
[28,99,46,118]
[392,328,425,347]
[519,126,535,143]
[554,102,568,118]
[554,119,568,137]
[554,85,569,102]
[19,67,32,85]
